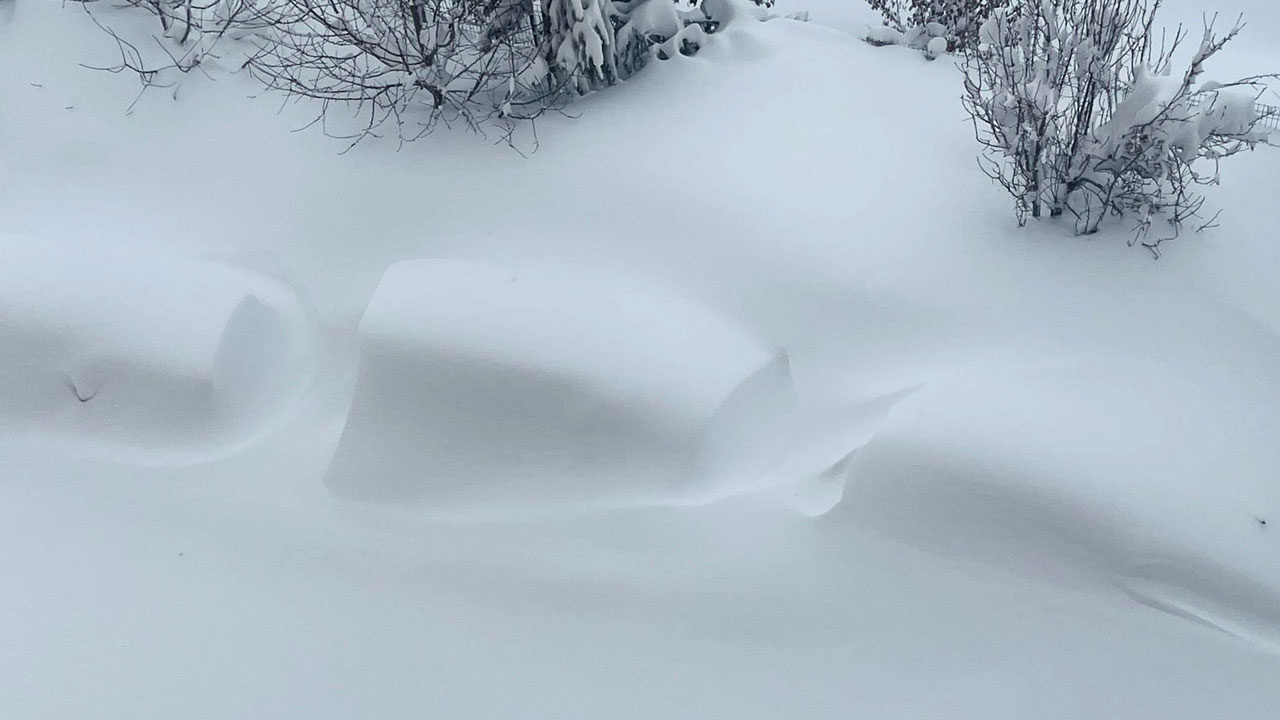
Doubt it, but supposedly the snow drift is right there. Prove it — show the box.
[5,1,1280,717]
[0,236,316,454]
[823,360,1280,652]
[325,259,795,510]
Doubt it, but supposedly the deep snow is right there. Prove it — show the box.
[2,0,1280,717]
[327,258,795,510]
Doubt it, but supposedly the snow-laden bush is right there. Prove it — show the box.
[84,0,756,144]
[962,0,1276,254]
[541,0,716,95]
[865,0,1006,54]
[543,0,622,94]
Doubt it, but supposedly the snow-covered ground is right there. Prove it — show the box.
[2,1,1280,717]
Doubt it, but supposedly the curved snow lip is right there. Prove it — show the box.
[812,360,1280,654]
[758,384,924,516]
[693,349,797,503]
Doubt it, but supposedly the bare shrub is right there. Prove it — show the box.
[81,0,754,146]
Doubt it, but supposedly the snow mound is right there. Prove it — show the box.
[823,360,1280,651]
[325,259,795,510]
[0,236,317,454]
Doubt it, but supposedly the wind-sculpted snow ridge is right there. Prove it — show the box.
[325,259,796,513]
[810,360,1280,654]
[0,235,317,459]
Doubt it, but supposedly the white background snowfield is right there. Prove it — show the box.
[1,0,1279,718]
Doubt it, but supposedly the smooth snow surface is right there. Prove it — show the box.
[2,0,1280,717]
[328,259,794,509]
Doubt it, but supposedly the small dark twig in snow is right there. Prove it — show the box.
[66,376,98,403]
[1196,210,1224,234]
